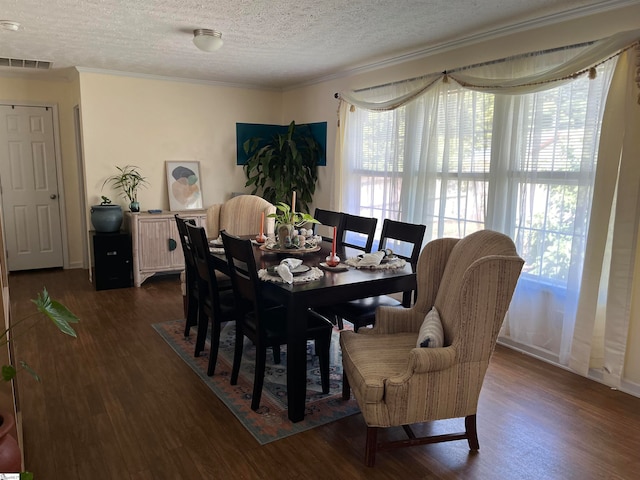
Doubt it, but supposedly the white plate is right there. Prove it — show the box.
[267,265,311,276]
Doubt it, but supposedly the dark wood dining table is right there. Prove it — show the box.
[210,237,416,423]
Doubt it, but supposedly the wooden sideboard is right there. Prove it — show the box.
[124,211,207,287]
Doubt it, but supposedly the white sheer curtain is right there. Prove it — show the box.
[335,30,640,379]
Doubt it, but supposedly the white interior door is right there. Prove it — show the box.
[0,105,64,271]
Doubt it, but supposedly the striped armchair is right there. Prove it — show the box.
[339,230,524,467]
[206,194,275,239]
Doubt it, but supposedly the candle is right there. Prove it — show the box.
[332,226,337,257]
[260,211,264,237]
[292,191,296,214]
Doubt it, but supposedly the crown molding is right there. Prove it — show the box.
[74,66,280,92]
[285,0,639,91]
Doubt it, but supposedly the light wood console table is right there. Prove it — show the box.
[124,211,207,287]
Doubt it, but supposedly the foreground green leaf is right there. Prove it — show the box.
[32,288,78,338]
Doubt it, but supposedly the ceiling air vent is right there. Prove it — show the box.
[0,58,52,69]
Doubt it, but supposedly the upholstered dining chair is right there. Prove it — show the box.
[220,230,334,411]
[206,194,276,238]
[313,208,345,242]
[330,219,426,331]
[341,213,377,253]
[175,215,198,337]
[340,230,524,466]
[186,223,237,375]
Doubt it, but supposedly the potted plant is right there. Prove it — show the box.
[268,202,319,249]
[102,165,148,212]
[243,121,321,213]
[0,287,79,476]
[90,195,123,233]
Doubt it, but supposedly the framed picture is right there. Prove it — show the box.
[165,160,203,211]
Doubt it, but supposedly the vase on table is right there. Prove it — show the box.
[277,223,294,249]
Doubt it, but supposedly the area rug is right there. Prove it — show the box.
[152,319,360,444]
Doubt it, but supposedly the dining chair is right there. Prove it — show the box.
[312,208,345,242]
[340,230,524,466]
[331,219,427,331]
[175,215,198,337]
[186,223,237,375]
[220,230,333,411]
[341,213,377,253]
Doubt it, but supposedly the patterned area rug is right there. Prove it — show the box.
[152,319,359,444]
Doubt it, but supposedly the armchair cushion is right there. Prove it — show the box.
[340,331,417,404]
[416,306,444,348]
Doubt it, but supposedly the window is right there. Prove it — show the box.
[343,61,615,360]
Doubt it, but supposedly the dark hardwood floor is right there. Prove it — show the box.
[8,268,640,479]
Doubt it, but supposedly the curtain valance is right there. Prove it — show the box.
[337,29,640,110]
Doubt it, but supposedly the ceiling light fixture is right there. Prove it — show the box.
[193,29,223,52]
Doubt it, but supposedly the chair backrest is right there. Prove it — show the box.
[220,230,265,319]
[415,230,523,363]
[313,208,345,243]
[207,195,276,238]
[341,213,377,253]
[175,215,197,282]
[378,219,426,268]
[186,223,225,312]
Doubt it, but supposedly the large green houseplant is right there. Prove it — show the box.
[243,121,322,213]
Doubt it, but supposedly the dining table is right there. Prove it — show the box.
[209,236,417,423]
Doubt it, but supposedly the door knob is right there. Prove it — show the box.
[50,194,57,199]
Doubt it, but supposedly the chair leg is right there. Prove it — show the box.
[336,316,344,330]
[184,291,198,337]
[365,427,378,467]
[315,332,331,394]
[342,370,350,400]
[230,323,243,385]
[272,345,281,364]
[251,344,267,411]
[206,320,222,376]
[194,303,208,357]
[465,414,479,450]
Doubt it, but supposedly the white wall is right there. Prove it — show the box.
[78,73,283,213]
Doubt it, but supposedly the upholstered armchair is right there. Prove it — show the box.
[340,230,524,466]
[206,194,275,238]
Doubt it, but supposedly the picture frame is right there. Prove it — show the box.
[165,160,203,211]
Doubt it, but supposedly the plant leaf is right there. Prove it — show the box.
[19,361,41,382]
[32,288,79,338]
[1,364,16,381]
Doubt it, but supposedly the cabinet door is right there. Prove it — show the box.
[168,218,185,269]
[137,218,173,270]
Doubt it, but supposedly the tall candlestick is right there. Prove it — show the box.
[292,191,296,214]
[260,212,264,237]
[332,226,337,257]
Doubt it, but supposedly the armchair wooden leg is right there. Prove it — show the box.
[365,427,378,467]
[465,414,479,450]
[342,371,350,400]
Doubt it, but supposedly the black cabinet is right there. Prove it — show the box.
[91,231,133,290]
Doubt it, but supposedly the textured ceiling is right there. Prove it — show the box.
[0,0,630,89]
